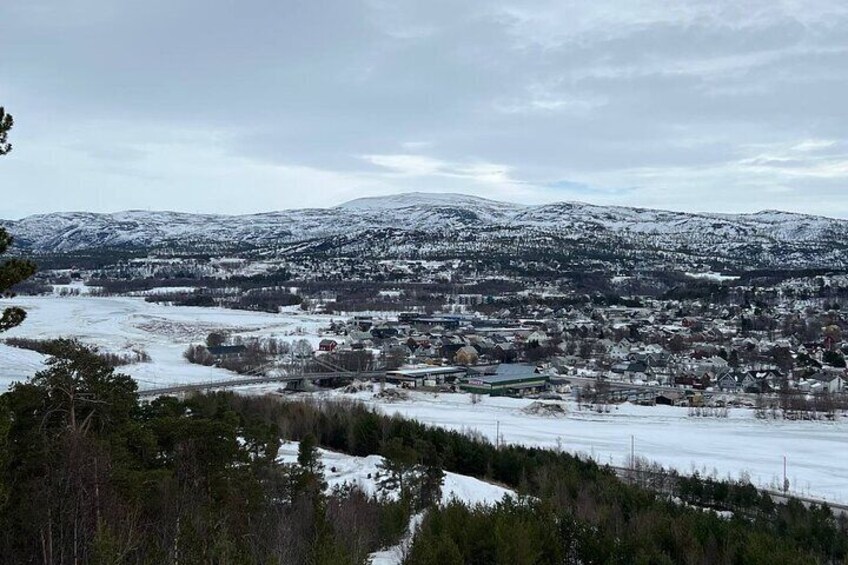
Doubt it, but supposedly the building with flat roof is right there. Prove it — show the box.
[385,365,468,387]
[460,372,549,396]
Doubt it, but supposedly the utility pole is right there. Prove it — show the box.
[496,420,500,449]
[631,435,635,470]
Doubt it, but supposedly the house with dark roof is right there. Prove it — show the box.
[319,339,339,352]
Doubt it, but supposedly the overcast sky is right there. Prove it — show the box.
[2,0,847,219]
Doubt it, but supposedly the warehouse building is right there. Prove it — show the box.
[385,365,467,387]
[460,373,549,397]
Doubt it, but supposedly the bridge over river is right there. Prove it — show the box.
[138,356,386,397]
[137,370,386,397]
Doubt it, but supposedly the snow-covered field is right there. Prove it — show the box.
[0,295,334,391]
[685,272,740,282]
[307,388,848,504]
[0,343,46,386]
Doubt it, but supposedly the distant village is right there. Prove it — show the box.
[175,287,848,420]
[305,300,847,407]
[14,254,848,416]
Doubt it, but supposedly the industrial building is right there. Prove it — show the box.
[460,373,549,396]
[385,365,467,387]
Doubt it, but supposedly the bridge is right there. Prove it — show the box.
[138,356,385,398]
[137,370,386,397]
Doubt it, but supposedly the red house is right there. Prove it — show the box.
[319,339,339,352]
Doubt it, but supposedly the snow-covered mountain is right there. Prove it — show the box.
[4,193,848,270]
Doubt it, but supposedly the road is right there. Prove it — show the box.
[611,465,848,517]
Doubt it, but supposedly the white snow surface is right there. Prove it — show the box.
[0,295,334,391]
[685,272,741,282]
[277,441,513,506]
[0,344,46,390]
[368,513,424,565]
[316,389,848,504]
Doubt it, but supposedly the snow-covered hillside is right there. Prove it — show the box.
[276,439,514,565]
[276,441,513,506]
[4,193,848,268]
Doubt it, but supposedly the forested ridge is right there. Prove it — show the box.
[0,341,846,564]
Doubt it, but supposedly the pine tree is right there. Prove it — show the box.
[377,438,421,504]
[295,433,327,497]
[0,107,36,332]
[0,108,12,156]
[0,232,36,332]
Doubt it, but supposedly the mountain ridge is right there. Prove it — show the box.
[5,192,843,222]
[3,193,847,270]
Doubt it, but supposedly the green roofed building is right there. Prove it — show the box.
[460,372,549,397]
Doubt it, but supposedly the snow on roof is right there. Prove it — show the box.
[387,365,466,377]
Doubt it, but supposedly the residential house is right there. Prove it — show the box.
[319,339,339,352]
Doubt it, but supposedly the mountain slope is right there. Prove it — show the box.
[4,193,848,270]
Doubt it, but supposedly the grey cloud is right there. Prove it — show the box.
[0,0,847,217]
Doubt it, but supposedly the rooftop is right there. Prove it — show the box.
[387,365,466,377]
